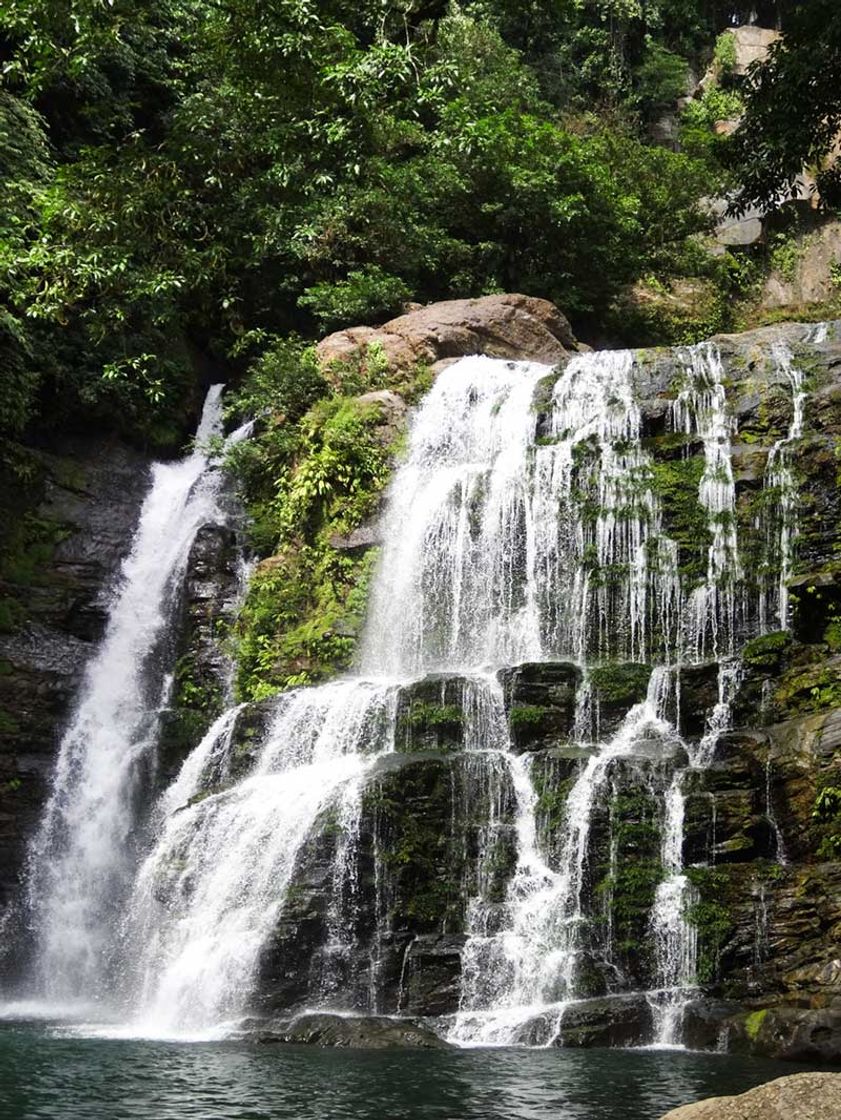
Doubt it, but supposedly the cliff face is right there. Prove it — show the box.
[0,438,150,942]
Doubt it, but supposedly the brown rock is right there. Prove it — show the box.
[697,25,779,93]
[761,220,841,311]
[659,1072,841,1120]
[317,294,578,373]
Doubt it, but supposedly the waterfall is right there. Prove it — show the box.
[673,343,742,661]
[361,357,552,673]
[758,340,807,631]
[450,669,678,1046]
[647,660,741,1045]
[24,387,247,1007]
[21,328,820,1044]
[122,680,399,1035]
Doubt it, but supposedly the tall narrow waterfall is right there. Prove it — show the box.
[25,388,246,1007]
[22,328,819,1044]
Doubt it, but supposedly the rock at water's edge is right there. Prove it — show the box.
[256,1012,451,1049]
[658,1071,841,1119]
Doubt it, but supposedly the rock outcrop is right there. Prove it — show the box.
[761,220,841,311]
[659,1072,841,1120]
[317,293,580,374]
[156,523,242,784]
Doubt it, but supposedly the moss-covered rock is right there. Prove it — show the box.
[588,662,652,737]
[498,662,581,751]
[394,675,468,754]
[232,390,407,699]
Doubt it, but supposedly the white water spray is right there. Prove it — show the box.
[26,388,248,1005]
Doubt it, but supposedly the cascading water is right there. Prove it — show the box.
[450,669,680,1047]
[21,327,821,1045]
[24,387,248,1008]
[758,340,806,632]
[123,680,400,1034]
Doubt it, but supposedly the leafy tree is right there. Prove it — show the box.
[729,0,841,213]
[0,0,720,444]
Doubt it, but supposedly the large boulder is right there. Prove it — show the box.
[317,294,579,374]
[723,26,780,77]
[658,1072,841,1120]
[698,26,779,94]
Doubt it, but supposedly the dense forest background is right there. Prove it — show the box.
[0,0,838,454]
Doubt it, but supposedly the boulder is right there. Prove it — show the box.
[697,26,779,94]
[556,993,654,1049]
[658,1072,841,1120]
[726,1005,841,1063]
[317,294,579,374]
[258,1011,450,1049]
[355,389,408,445]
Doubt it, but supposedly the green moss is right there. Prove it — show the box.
[775,661,841,715]
[742,630,791,670]
[0,710,20,735]
[408,702,464,733]
[509,704,551,727]
[824,619,841,653]
[744,1008,769,1041]
[649,455,711,583]
[0,510,73,634]
[600,860,663,925]
[685,867,736,984]
[610,790,661,848]
[589,663,651,705]
[367,761,467,931]
[531,761,576,835]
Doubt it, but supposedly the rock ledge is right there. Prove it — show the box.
[659,1072,841,1120]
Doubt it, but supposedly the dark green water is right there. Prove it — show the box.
[0,1024,821,1120]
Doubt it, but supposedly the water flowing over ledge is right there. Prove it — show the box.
[12,328,832,1047]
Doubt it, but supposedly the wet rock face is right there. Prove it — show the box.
[556,993,654,1049]
[253,746,514,1018]
[498,662,580,751]
[156,523,241,785]
[0,437,149,933]
[252,321,841,1052]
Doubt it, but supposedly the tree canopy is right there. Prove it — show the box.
[0,0,801,448]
